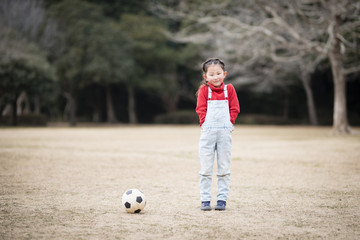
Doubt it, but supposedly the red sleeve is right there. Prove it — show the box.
[196,85,208,126]
[227,84,240,124]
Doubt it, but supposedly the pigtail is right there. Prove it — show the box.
[195,79,208,97]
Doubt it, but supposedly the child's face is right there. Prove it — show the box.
[203,64,227,88]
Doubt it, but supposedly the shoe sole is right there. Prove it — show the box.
[200,207,212,211]
[214,207,226,211]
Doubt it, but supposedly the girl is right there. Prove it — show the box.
[196,58,240,211]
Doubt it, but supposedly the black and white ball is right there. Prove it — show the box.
[121,189,146,213]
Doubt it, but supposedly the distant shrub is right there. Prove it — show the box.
[154,111,199,124]
[0,114,47,126]
[237,114,290,125]
[154,112,304,125]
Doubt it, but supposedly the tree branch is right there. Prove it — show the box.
[344,65,360,75]
[255,0,326,54]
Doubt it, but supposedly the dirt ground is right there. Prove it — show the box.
[0,125,359,239]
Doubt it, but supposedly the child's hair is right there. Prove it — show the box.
[202,58,225,74]
[196,58,226,97]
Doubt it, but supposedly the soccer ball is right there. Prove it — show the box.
[121,188,146,213]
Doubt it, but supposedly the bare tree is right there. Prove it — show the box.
[152,0,360,133]
[254,0,360,134]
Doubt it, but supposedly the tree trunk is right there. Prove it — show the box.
[282,90,289,121]
[162,94,179,113]
[301,70,318,126]
[328,13,351,134]
[105,85,117,123]
[92,108,101,123]
[92,87,102,122]
[69,94,76,127]
[11,96,17,126]
[329,53,350,134]
[17,91,31,115]
[23,92,31,114]
[63,92,77,126]
[34,95,41,115]
[2,103,11,116]
[127,85,137,124]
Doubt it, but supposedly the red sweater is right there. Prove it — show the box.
[196,83,240,126]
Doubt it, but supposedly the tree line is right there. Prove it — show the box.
[0,0,359,134]
[0,0,200,126]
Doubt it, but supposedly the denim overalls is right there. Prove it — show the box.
[199,85,234,202]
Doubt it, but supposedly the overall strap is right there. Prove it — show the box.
[208,85,228,99]
[224,85,228,99]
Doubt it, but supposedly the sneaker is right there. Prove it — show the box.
[214,200,226,211]
[200,201,211,211]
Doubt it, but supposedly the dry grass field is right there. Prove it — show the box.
[0,125,360,239]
